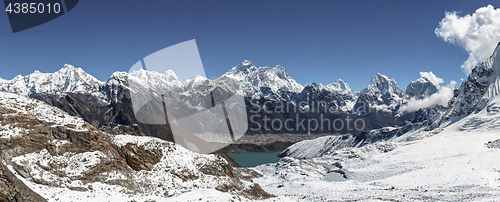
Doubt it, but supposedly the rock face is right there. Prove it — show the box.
[0,148,47,202]
[0,91,271,201]
[412,42,500,129]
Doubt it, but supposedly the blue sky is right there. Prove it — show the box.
[0,0,499,91]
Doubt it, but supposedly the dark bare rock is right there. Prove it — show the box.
[0,147,47,202]
[486,139,500,149]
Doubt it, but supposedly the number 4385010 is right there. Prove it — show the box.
[5,3,62,14]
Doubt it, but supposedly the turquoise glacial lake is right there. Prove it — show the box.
[226,152,281,167]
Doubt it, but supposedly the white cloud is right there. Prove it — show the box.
[446,80,457,89]
[419,71,443,86]
[435,5,500,74]
[399,73,457,113]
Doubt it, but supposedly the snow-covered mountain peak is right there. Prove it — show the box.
[130,68,180,81]
[0,64,105,99]
[415,76,432,84]
[329,79,349,90]
[241,59,252,66]
[223,61,303,99]
[372,73,396,86]
[460,43,500,100]
[128,68,182,91]
[186,74,205,81]
[164,69,178,78]
[404,76,439,99]
[353,73,402,114]
[303,81,352,95]
[363,73,402,96]
[12,74,23,80]
[129,68,152,78]
[62,63,75,69]
[325,79,354,95]
[183,74,208,89]
[55,64,101,82]
[55,64,89,79]
[104,71,129,97]
[107,71,128,81]
[260,65,292,79]
[225,60,258,78]
[303,82,320,90]
[269,65,285,72]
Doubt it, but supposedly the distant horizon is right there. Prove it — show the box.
[0,58,474,92]
[1,1,499,91]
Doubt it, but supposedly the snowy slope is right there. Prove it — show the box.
[0,91,272,201]
[9,135,266,201]
[279,127,399,159]
[0,90,88,135]
[254,95,500,201]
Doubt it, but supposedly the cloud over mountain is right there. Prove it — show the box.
[435,5,500,74]
[419,71,443,86]
[400,72,456,113]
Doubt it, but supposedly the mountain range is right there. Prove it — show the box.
[281,42,500,159]
[259,43,500,201]
[0,57,445,111]
[0,56,446,139]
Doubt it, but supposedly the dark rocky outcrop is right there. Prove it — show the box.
[0,146,47,202]
[486,139,500,149]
